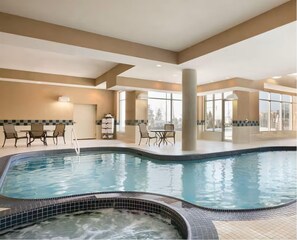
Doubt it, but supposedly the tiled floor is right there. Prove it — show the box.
[214,215,296,239]
[0,138,296,239]
[0,137,296,157]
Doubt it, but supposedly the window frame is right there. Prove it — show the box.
[118,91,126,132]
[259,91,293,132]
[204,93,223,132]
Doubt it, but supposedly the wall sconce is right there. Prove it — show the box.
[58,96,70,102]
[225,93,238,100]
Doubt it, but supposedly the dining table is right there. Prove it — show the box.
[150,129,175,147]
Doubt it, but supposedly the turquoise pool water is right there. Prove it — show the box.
[0,150,296,209]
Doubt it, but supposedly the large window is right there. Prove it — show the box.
[259,91,293,131]
[205,93,222,132]
[148,92,182,130]
[119,91,126,132]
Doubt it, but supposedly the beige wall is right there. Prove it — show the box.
[0,81,114,120]
[125,91,136,121]
[135,91,148,120]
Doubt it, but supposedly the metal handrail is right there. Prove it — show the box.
[71,127,80,155]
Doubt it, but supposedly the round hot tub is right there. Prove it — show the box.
[1,209,182,239]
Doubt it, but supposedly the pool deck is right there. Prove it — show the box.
[0,138,296,239]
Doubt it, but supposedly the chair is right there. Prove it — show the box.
[46,124,66,145]
[2,124,28,147]
[28,123,47,146]
[164,123,175,144]
[138,123,157,146]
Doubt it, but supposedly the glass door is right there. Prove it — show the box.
[223,100,233,141]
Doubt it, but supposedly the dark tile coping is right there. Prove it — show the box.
[0,192,295,239]
[0,120,73,126]
[0,192,220,240]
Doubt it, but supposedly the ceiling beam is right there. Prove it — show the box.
[0,12,177,64]
[178,0,296,64]
[107,76,182,92]
[0,68,95,86]
[95,64,134,86]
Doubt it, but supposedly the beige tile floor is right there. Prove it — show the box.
[214,215,297,240]
[0,138,296,239]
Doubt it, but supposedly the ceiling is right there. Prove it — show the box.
[0,44,117,78]
[0,0,295,88]
[0,0,289,51]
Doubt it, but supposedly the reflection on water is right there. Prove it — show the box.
[1,151,296,209]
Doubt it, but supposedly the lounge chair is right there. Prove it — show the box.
[164,123,175,144]
[46,124,66,145]
[2,124,28,147]
[28,123,47,146]
[138,123,157,146]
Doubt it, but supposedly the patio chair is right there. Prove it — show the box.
[164,123,175,144]
[46,124,66,145]
[2,124,28,147]
[138,123,157,146]
[28,123,47,146]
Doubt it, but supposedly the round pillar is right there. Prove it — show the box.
[182,69,197,151]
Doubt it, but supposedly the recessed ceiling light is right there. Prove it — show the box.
[156,64,162,67]
[272,76,282,79]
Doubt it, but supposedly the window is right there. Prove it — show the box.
[205,94,222,132]
[119,91,126,132]
[259,100,269,131]
[147,91,182,130]
[259,91,293,131]
[282,95,293,131]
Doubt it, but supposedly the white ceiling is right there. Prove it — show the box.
[182,22,297,84]
[0,0,289,51]
[0,21,295,85]
[0,44,117,78]
[121,22,296,84]
[0,0,295,88]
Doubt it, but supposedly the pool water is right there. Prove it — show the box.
[1,150,296,209]
[0,209,181,239]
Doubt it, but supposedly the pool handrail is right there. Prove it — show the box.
[71,127,80,155]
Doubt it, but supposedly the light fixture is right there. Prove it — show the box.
[225,93,238,100]
[272,76,282,79]
[288,73,297,76]
[156,64,162,67]
[58,96,70,102]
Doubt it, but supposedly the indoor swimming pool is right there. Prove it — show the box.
[0,149,296,210]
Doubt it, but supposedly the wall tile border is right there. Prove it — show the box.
[0,120,73,126]
[197,120,205,125]
[125,120,148,126]
[232,120,259,127]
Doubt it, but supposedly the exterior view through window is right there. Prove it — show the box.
[259,91,293,131]
[147,92,182,130]
[119,91,126,132]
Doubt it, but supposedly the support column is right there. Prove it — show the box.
[182,69,197,151]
